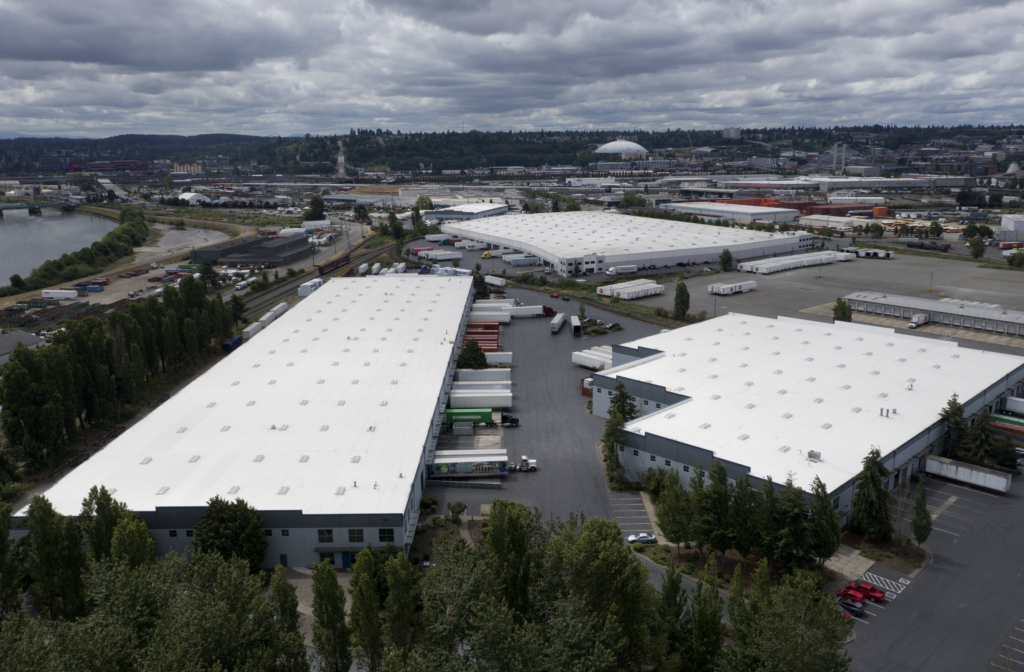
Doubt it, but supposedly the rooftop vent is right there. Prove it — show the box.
[738,434,750,440]
[933,364,941,369]
[886,342,894,347]
[221,425,230,432]
[837,364,846,369]
[807,377,817,382]
[834,346,842,350]
[852,407,862,413]
[269,350,276,354]
[872,371,880,375]
[907,378,916,383]
[821,423,832,429]
[338,400,346,406]
[228,486,240,494]
[778,445,791,453]
[368,425,376,432]
[278,487,289,495]
[352,379,359,384]
[700,423,711,429]
[269,380,276,385]
[300,400,308,406]
[711,394,721,400]
[741,346,749,350]
[778,389,787,395]
[709,374,718,379]
[856,337,864,341]
[335,487,347,496]
[801,341,809,345]
[140,457,152,465]
[380,401,388,406]
[745,403,756,409]
[744,381,753,387]
[247,400,255,406]
[177,427,187,434]
[772,351,780,356]
[814,398,824,404]
[665,413,676,419]
[864,352,873,356]
[156,487,169,495]
[842,385,851,390]
[287,362,294,367]
[898,358,906,362]
[774,370,783,374]
[207,402,216,408]
[189,455,200,463]
[232,381,239,386]
[806,357,814,362]
[254,455,264,462]
[332,362,339,366]
[279,425,288,431]
[782,413,793,419]
[351,456,361,463]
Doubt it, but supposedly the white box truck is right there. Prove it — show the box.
[605,265,638,276]
[908,313,929,329]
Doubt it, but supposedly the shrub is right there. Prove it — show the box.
[422,553,430,562]
[411,555,420,564]
[632,542,644,553]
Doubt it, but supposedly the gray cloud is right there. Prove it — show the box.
[0,0,1021,136]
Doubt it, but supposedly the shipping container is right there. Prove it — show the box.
[222,335,243,353]
[298,278,324,296]
[708,281,757,295]
[455,368,511,381]
[371,263,382,275]
[484,352,513,365]
[358,263,369,276]
[242,322,263,341]
[42,289,79,300]
[550,313,566,333]
[484,275,507,287]
[925,455,1010,493]
[444,408,493,424]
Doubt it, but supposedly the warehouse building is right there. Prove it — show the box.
[15,277,475,569]
[440,212,814,278]
[845,292,1024,336]
[190,235,313,267]
[423,202,508,222]
[660,202,800,225]
[591,314,1024,522]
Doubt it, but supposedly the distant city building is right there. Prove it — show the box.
[594,140,649,160]
[39,156,69,171]
[68,160,150,173]
[723,127,742,139]
[845,165,881,177]
[173,162,202,175]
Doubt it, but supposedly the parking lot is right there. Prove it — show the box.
[848,475,1024,671]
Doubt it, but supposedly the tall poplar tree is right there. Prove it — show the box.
[311,559,352,672]
[850,448,892,541]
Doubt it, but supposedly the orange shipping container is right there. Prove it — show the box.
[872,206,891,217]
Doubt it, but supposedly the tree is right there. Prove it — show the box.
[474,262,482,273]
[681,570,726,671]
[551,198,560,212]
[9,274,26,291]
[619,192,645,208]
[110,511,156,568]
[269,564,308,671]
[311,559,353,672]
[414,195,434,211]
[80,485,127,563]
[25,494,87,620]
[808,476,842,567]
[912,478,932,547]
[719,248,734,271]
[192,495,268,574]
[832,297,852,322]
[445,500,467,525]
[384,554,417,660]
[183,317,199,364]
[199,259,219,291]
[482,499,539,618]
[609,381,639,421]
[657,470,690,558]
[989,193,1004,207]
[688,463,709,561]
[0,502,23,623]
[774,480,810,572]
[456,339,488,369]
[961,409,1018,467]
[756,477,780,568]
[229,294,247,327]
[1009,250,1024,268]
[565,197,581,211]
[673,281,690,320]
[705,460,734,568]
[929,221,944,238]
[730,475,757,565]
[969,235,986,259]
[354,204,369,222]
[850,448,892,541]
[305,194,326,221]
[350,547,384,672]
[601,409,625,477]
[577,302,586,321]
[940,393,967,458]
[820,226,834,239]
[867,223,885,238]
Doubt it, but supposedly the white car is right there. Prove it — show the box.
[627,532,657,545]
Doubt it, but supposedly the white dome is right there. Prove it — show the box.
[595,140,648,154]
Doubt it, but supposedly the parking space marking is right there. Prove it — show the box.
[861,572,908,596]
[930,494,959,520]
[929,480,1001,499]
[853,616,870,625]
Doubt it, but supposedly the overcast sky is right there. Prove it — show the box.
[1,0,1021,137]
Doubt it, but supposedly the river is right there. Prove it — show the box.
[0,208,118,285]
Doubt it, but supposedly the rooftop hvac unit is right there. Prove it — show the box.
[807,450,822,462]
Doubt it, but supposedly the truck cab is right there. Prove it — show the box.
[908,313,929,329]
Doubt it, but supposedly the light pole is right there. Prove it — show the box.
[929,270,933,292]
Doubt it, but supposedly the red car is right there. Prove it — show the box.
[549,293,559,298]
[847,581,886,602]
[836,587,868,603]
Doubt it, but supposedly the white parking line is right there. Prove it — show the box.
[853,616,869,625]
[924,485,992,508]
[997,653,1024,665]
[861,572,908,595]
[930,481,1001,499]
[864,609,881,617]
[923,504,976,522]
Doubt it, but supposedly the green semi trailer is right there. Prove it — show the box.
[444,408,519,427]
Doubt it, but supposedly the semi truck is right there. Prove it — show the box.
[924,455,1011,493]
[508,455,538,472]
[906,240,951,252]
[505,305,557,318]
[429,450,509,479]
[571,315,582,336]
[605,265,638,276]
[550,313,566,333]
[908,313,929,329]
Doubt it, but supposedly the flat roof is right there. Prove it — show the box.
[845,291,1024,325]
[440,211,804,259]
[435,202,506,214]
[663,202,801,216]
[30,276,473,518]
[604,314,1024,493]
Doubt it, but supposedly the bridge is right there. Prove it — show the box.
[0,202,78,217]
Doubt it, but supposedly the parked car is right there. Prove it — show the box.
[561,296,570,302]
[846,581,886,602]
[606,322,620,330]
[582,317,593,323]
[549,293,559,298]
[835,596,865,618]
[836,588,868,603]
[627,532,657,545]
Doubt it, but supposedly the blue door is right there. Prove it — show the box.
[341,551,352,569]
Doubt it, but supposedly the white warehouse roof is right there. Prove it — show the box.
[440,212,812,268]
[603,314,1024,493]
[30,276,473,518]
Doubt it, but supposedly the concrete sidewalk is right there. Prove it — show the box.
[639,491,669,545]
[824,544,875,581]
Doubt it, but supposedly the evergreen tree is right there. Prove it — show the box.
[719,249,734,271]
[609,380,639,421]
[656,565,687,663]
[774,480,810,572]
[961,410,1013,465]
[350,547,384,672]
[80,485,127,563]
[229,294,247,327]
[832,297,853,322]
[730,475,758,565]
[268,564,308,671]
[26,495,86,620]
[850,448,892,541]
[456,339,488,369]
[808,476,843,567]
[688,463,709,561]
[673,281,690,320]
[305,194,326,221]
[912,478,932,547]
[183,317,199,364]
[601,410,625,478]
[161,311,181,370]
[756,477,780,568]
[657,470,690,558]
[311,559,352,672]
[939,393,967,458]
[482,499,539,618]
[682,570,726,671]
